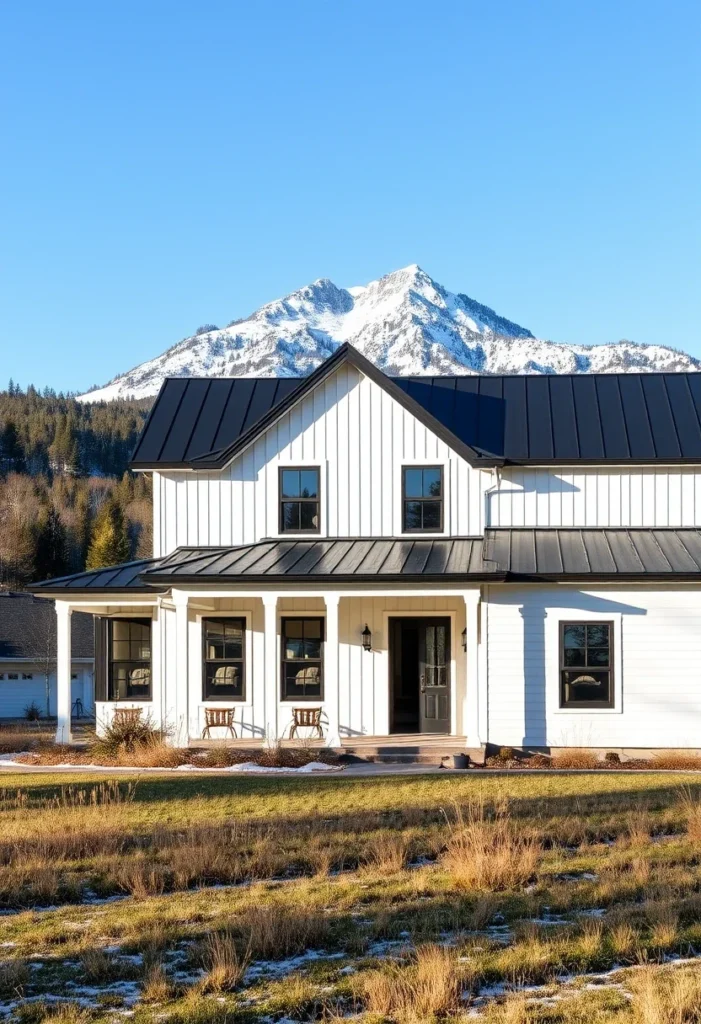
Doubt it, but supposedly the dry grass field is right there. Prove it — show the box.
[0,771,700,1022]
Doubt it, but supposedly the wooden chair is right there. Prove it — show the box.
[202,707,237,740]
[113,707,143,728]
[289,706,324,739]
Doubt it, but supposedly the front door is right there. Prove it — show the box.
[390,617,451,734]
[418,618,451,733]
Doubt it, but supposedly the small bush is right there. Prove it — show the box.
[198,929,249,993]
[0,959,29,998]
[605,751,621,764]
[651,751,701,771]
[23,701,42,722]
[550,748,600,770]
[498,746,516,761]
[92,714,163,755]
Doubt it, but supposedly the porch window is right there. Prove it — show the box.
[402,466,443,532]
[281,617,323,701]
[279,467,320,533]
[560,622,613,709]
[202,617,245,700]
[108,619,152,701]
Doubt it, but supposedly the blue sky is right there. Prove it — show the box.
[2,0,699,393]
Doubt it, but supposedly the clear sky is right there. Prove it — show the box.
[2,0,699,393]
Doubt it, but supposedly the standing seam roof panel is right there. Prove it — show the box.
[158,380,212,463]
[651,531,700,572]
[581,531,617,573]
[549,377,581,461]
[603,530,645,573]
[596,377,630,460]
[570,376,604,459]
[184,380,233,461]
[641,376,682,459]
[131,379,189,463]
[664,376,701,458]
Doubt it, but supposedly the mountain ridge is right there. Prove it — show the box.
[80,265,700,402]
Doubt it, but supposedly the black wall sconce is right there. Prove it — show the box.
[361,624,372,652]
[461,627,467,652]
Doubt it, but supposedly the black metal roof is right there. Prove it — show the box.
[142,537,491,584]
[484,528,701,579]
[29,528,701,593]
[0,592,94,659]
[29,558,165,595]
[129,344,701,471]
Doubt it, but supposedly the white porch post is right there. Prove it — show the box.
[262,595,278,746]
[173,591,189,747]
[55,602,72,744]
[463,590,482,748]
[324,594,341,748]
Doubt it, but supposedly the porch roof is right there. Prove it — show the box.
[28,528,701,594]
[141,537,494,584]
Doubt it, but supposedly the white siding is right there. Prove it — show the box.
[486,584,701,749]
[488,468,701,528]
[153,365,489,555]
[172,596,468,742]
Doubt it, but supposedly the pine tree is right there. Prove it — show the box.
[34,503,70,580]
[86,496,131,569]
[0,421,25,472]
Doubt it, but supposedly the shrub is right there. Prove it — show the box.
[605,751,621,764]
[498,746,516,761]
[651,751,701,771]
[550,748,600,770]
[23,701,42,722]
[195,324,219,336]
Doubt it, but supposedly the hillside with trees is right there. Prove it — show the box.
[0,383,153,588]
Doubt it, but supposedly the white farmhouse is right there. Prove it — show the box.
[31,344,701,754]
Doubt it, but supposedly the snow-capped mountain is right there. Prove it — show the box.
[80,265,700,402]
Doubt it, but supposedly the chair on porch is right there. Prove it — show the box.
[112,707,143,728]
[289,706,324,740]
[202,707,237,740]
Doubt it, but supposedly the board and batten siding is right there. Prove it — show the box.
[152,365,489,556]
[485,585,701,749]
[175,596,467,742]
[488,467,701,528]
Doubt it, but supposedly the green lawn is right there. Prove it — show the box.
[1,771,700,1023]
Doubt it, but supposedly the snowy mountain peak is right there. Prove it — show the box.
[79,266,700,402]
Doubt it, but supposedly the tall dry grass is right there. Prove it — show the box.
[549,748,601,770]
[629,964,701,1023]
[441,797,540,891]
[197,928,250,993]
[362,944,462,1024]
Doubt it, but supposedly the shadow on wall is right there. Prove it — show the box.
[486,472,579,526]
[519,595,646,748]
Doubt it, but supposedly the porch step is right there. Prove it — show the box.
[340,737,484,766]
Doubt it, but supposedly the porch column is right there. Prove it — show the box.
[463,590,482,748]
[173,591,189,747]
[262,595,278,746]
[55,602,72,744]
[324,594,341,748]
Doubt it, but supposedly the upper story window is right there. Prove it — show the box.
[203,617,245,700]
[279,467,320,533]
[402,466,443,532]
[560,622,613,709]
[108,619,152,701]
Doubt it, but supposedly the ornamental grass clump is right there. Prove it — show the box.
[361,944,462,1024]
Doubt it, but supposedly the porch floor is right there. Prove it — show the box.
[193,734,471,764]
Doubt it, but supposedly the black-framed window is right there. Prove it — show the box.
[402,466,443,532]
[279,467,320,533]
[560,622,614,709]
[108,619,152,701]
[281,617,323,701]
[203,617,245,700]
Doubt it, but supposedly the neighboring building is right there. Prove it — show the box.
[0,592,94,719]
[30,343,701,751]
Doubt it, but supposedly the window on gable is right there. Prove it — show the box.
[560,622,613,709]
[108,619,152,701]
[279,468,320,533]
[281,617,323,701]
[202,618,245,700]
[402,466,443,532]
